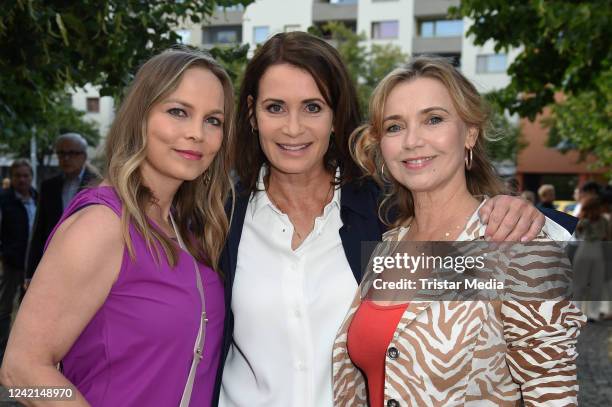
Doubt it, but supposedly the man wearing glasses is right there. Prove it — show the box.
[25,133,99,283]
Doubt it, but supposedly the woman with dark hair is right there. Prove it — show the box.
[216,32,551,407]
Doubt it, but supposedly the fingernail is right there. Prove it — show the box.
[520,236,528,242]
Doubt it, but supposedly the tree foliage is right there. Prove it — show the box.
[1,93,99,165]
[451,0,612,171]
[0,0,253,157]
[546,69,612,171]
[208,43,250,101]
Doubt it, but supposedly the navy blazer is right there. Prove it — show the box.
[538,207,578,235]
[211,178,385,406]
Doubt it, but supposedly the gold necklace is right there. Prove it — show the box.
[440,214,472,240]
[407,214,471,241]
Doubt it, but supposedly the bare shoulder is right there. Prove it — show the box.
[39,204,124,283]
[52,204,122,246]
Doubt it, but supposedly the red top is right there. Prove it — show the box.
[347,300,408,407]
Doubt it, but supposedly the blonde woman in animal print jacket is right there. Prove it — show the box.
[333,57,586,407]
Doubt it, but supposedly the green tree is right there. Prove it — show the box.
[546,70,612,171]
[451,0,612,172]
[208,43,250,101]
[0,0,253,157]
[1,93,99,165]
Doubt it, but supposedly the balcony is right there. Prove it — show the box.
[205,7,243,26]
[412,36,462,54]
[312,1,357,22]
[414,0,459,18]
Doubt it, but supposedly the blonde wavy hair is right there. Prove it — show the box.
[104,47,234,274]
[350,56,505,227]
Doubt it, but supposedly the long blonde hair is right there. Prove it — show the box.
[350,56,505,227]
[104,47,234,274]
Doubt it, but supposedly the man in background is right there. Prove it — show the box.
[25,133,99,281]
[0,159,37,360]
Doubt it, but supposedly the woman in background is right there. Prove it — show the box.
[1,48,234,406]
[574,196,610,321]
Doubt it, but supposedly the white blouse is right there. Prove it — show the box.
[219,169,358,407]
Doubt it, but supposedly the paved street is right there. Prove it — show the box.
[577,319,612,406]
[0,321,610,405]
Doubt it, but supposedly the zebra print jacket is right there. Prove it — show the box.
[332,209,586,407]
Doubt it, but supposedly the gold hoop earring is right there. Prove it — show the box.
[465,148,473,170]
[380,162,391,183]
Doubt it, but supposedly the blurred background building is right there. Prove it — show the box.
[59,0,606,201]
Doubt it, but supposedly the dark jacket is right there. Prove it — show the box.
[0,187,38,270]
[211,178,385,406]
[538,207,578,235]
[25,167,98,279]
[0,186,38,317]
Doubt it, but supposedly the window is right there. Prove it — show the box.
[419,19,463,38]
[284,25,301,32]
[253,26,269,44]
[216,29,239,44]
[202,26,241,45]
[476,54,507,73]
[86,97,100,113]
[371,21,399,39]
[216,4,244,11]
[175,29,191,44]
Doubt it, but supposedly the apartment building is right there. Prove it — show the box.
[189,0,515,93]
[79,0,516,142]
[70,85,115,155]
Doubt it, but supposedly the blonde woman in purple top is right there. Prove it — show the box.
[1,48,234,406]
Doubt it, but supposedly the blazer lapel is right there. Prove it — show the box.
[339,179,385,283]
[224,185,250,283]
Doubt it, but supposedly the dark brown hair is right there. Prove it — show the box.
[233,31,362,193]
[579,197,603,222]
[9,159,33,177]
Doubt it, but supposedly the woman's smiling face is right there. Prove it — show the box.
[142,67,225,186]
[251,63,334,176]
[380,77,477,194]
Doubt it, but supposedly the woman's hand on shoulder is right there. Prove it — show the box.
[3,204,123,374]
[478,195,545,242]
